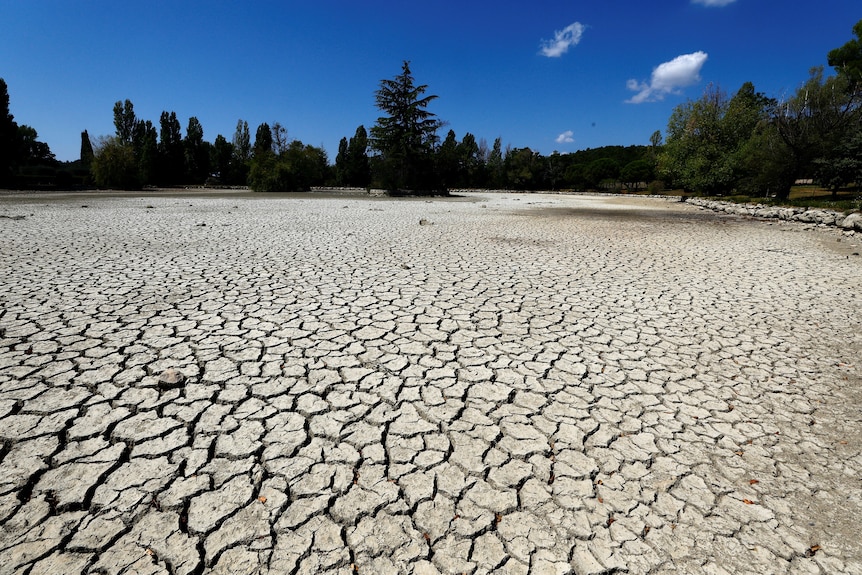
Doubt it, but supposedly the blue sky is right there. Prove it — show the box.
[2,0,860,162]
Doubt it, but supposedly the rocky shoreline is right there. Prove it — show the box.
[685,197,862,233]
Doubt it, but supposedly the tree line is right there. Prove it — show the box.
[87,62,657,193]
[2,19,860,196]
[0,79,72,189]
[659,20,862,199]
[0,60,657,193]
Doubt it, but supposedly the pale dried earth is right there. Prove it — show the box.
[0,191,860,575]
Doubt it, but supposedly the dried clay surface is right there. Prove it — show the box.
[0,191,860,575]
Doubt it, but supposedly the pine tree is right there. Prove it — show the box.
[370,61,443,191]
[345,125,370,187]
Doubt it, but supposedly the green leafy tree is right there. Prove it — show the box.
[721,82,775,193]
[248,139,328,192]
[231,119,251,185]
[457,133,481,187]
[659,84,731,194]
[564,163,588,190]
[545,151,564,190]
[345,125,370,187]
[247,150,279,192]
[113,99,136,145]
[16,125,55,165]
[334,137,349,185]
[370,61,443,191]
[184,116,209,183]
[658,82,771,195]
[158,111,184,185]
[647,130,663,166]
[814,128,862,192]
[487,137,504,188]
[504,147,541,190]
[272,122,289,154]
[92,136,141,189]
[586,157,621,190]
[249,122,276,189]
[734,122,794,198]
[437,129,460,189]
[253,123,273,159]
[133,120,158,185]
[772,67,861,199]
[473,137,490,187]
[211,135,233,182]
[620,160,655,191]
[0,79,17,185]
[828,19,862,84]
[88,100,140,188]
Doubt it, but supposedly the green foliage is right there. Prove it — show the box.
[92,137,140,189]
[16,125,55,165]
[344,125,370,187]
[647,180,665,194]
[772,67,861,199]
[158,111,184,185]
[334,125,371,187]
[247,150,279,192]
[272,123,289,154]
[734,122,795,197]
[231,119,251,185]
[437,129,460,188]
[560,145,648,171]
[0,79,58,186]
[620,160,655,191]
[564,163,588,190]
[248,135,328,192]
[370,61,443,191]
[487,137,504,188]
[504,147,541,190]
[184,117,210,184]
[18,22,862,199]
[828,19,862,83]
[133,120,158,185]
[80,130,94,168]
[0,79,16,185]
[814,130,862,193]
[335,137,348,184]
[211,135,233,183]
[253,123,273,159]
[456,133,482,188]
[659,82,773,195]
[586,157,621,189]
[113,99,136,145]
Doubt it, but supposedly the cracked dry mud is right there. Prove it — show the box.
[0,191,860,575]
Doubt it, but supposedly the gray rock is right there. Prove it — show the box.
[839,212,862,231]
[157,368,186,390]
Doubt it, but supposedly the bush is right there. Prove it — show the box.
[647,180,665,194]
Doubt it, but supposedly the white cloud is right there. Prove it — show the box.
[540,22,585,58]
[626,51,708,104]
[555,130,575,144]
[692,0,737,6]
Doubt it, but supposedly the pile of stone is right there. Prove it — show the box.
[686,197,862,232]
